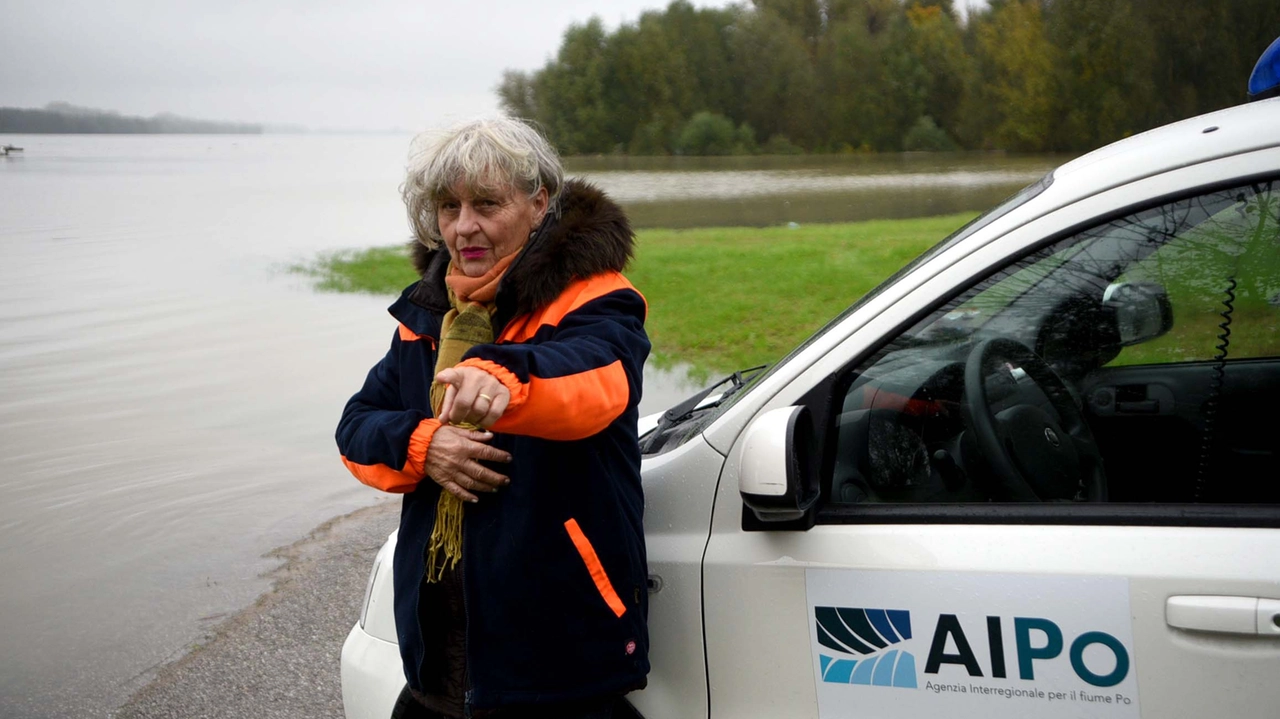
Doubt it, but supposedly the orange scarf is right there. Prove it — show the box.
[444,251,519,304]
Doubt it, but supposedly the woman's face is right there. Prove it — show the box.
[438,182,549,277]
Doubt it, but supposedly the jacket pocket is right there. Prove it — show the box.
[563,518,628,619]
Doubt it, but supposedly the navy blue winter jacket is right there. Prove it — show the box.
[336,181,651,710]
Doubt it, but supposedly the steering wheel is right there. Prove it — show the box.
[962,337,1108,501]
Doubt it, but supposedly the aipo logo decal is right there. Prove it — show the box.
[808,571,1140,718]
[816,607,918,689]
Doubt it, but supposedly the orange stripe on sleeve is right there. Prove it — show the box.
[404,419,442,477]
[341,455,420,494]
[341,419,439,494]
[468,359,629,441]
[564,518,627,619]
[458,358,528,409]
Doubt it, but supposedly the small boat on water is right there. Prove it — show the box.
[2,144,24,156]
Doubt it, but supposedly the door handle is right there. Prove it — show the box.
[1166,595,1280,636]
[1116,399,1159,413]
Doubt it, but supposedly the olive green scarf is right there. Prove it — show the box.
[424,255,514,582]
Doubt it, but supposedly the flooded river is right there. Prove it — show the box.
[0,134,1057,718]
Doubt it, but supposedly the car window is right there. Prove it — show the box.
[1109,187,1280,365]
[825,179,1280,509]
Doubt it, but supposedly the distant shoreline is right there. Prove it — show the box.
[0,104,267,135]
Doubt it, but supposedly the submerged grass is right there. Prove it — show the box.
[291,245,418,294]
[293,213,977,373]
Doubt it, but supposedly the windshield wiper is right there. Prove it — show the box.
[658,364,768,429]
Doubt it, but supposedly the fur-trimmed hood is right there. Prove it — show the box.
[408,179,634,328]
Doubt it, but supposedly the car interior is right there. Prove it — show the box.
[829,179,1280,506]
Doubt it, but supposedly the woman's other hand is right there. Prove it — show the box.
[436,366,511,428]
[423,426,511,503]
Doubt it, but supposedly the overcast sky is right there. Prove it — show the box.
[1,0,986,132]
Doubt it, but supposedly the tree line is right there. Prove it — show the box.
[0,103,263,134]
[498,0,1280,155]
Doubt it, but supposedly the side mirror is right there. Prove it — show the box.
[738,405,819,522]
[1103,282,1173,346]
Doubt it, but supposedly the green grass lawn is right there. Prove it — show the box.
[293,214,977,373]
[628,215,975,372]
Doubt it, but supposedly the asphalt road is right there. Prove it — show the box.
[113,500,400,719]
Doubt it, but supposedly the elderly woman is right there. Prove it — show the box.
[336,117,650,719]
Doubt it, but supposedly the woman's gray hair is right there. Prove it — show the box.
[403,117,564,248]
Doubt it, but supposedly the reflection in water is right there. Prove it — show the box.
[641,361,714,417]
[0,134,1062,718]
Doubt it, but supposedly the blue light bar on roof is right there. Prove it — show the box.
[1249,35,1280,101]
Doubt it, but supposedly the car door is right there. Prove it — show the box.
[700,151,1280,719]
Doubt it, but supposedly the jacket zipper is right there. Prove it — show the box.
[461,522,473,717]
